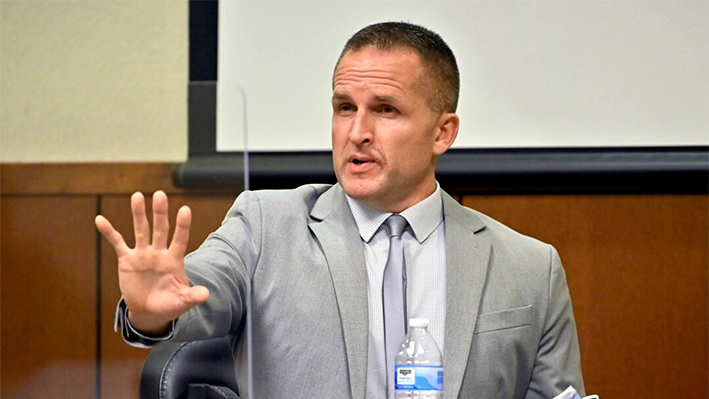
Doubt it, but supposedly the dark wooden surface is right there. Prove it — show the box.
[1,163,707,399]
[1,196,98,399]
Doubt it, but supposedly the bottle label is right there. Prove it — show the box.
[395,365,444,391]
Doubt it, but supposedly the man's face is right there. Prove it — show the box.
[331,47,457,212]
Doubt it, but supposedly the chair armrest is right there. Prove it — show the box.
[140,336,239,399]
[186,384,239,399]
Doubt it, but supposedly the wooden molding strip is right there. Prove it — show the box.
[0,163,237,196]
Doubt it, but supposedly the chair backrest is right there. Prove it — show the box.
[140,336,240,399]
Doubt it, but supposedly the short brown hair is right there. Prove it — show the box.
[335,22,460,113]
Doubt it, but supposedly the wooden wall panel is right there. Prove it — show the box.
[461,194,709,398]
[0,196,98,399]
[99,194,238,399]
[1,164,707,399]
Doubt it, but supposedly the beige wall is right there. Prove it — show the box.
[0,0,188,162]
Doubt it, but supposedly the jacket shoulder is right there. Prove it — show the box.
[224,184,333,220]
[472,209,549,249]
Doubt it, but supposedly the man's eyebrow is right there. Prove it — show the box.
[332,92,351,102]
[331,92,400,104]
[373,94,398,104]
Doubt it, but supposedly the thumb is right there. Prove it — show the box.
[184,285,210,306]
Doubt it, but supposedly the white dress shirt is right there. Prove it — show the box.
[346,183,447,399]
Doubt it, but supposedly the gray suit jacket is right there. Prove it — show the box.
[155,184,584,398]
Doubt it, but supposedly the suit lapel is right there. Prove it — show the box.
[441,192,491,399]
[309,184,368,399]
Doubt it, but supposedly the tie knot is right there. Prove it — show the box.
[385,214,408,238]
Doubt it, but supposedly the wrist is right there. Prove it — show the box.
[127,310,173,337]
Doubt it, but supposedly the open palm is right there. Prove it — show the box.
[95,190,209,334]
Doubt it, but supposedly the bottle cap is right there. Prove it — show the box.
[409,318,429,328]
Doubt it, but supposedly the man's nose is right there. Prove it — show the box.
[348,111,373,146]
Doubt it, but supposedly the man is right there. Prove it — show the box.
[96,22,584,398]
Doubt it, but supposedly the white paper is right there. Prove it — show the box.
[552,385,600,399]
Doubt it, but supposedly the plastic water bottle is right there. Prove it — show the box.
[394,318,443,398]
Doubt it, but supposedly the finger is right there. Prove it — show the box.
[95,215,129,257]
[151,190,170,250]
[131,192,150,249]
[169,205,192,257]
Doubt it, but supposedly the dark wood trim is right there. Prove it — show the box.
[0,163,237,196]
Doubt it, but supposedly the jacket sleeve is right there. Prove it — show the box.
[525,245,585,398]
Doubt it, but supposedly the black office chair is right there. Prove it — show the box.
[140,335,240,399]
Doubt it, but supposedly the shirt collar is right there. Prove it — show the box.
[345,182,444,244]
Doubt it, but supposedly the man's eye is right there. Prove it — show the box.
[339,104,354,112]
[381,106,396,114]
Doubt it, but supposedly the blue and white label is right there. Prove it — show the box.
[395,365,444,391]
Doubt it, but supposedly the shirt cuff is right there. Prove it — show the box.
[114,298,176,348]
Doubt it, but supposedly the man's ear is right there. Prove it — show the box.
[433,113,460,156]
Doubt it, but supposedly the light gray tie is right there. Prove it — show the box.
[383,214,408,399]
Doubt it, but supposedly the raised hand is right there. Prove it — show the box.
[95,190,209,335]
